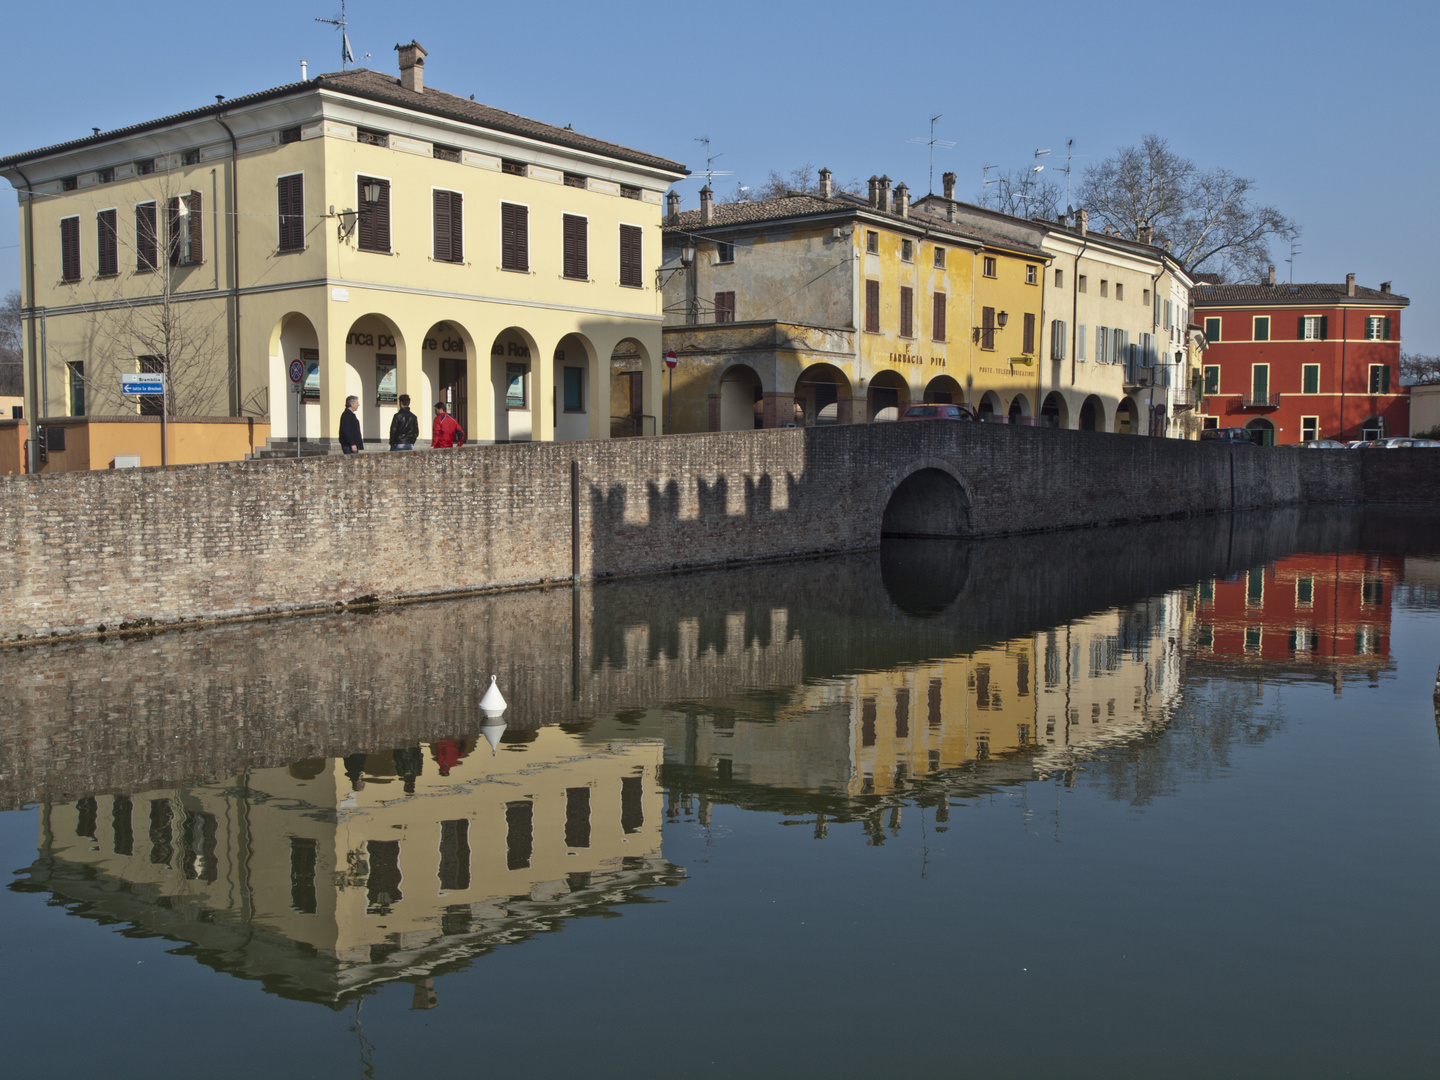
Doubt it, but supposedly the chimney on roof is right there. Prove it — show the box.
[947,202,956,223]
[818,167,833,199]
[1380,280,1392,294]
[1056,213,1068,226]
[700,184,713,225]
[1138,225,1154,245]
[896,183,909,218]
[396,41,426,93]
[942,171,956,200]
[878,175,892,213]
[665,191,680,226]
[1077,208,1088,236]
[1346,273,1356,296]
[1266,264,1276,286]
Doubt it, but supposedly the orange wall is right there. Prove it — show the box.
[1,420,271,474]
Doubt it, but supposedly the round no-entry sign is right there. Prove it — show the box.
[664,350,678,370]
[288,359,304,383]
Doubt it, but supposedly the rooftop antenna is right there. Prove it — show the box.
[1285,236,1303,283]
[981,162,998,209]
[692,137,733,188]
[1057,138,1075,213]
[315,0,368,70]
[907,114,955,195]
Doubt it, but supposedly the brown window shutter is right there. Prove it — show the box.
[166,197,182,265]
[97,209,118,276]
[433,190,452,262]
[187,190,203,263]
[619,224,642,287]
[449,191,463,262]
[932,292,946,341]
[502,203,529,271]
[358,176,389,252]
[714,291,735,322]
[136,202,157,271]
[865,279,880,332]
[278,175,304,251]
[900,286,914,337]
[982,306,995,350]
[60,217,81,281]
[563,214,587,279]
[1023,312,1036,354]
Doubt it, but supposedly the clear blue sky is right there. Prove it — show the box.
[4,0,1436,351]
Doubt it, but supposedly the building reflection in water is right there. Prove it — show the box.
[14,728,679,1009]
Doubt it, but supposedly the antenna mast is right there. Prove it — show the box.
[907,114,955,195]
[315,0,356,70]
[1285,236,1303,283]
[692,137,733,188]
[980,163,998,209]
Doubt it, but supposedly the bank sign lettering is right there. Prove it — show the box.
[121,374,165,395]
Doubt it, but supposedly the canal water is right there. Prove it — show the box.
[3,508,1439,1078]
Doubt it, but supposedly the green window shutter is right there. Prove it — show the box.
[1319,315,1328,340]
[1383,366,1391,393]
[1299,315,1307,339]
[1384,316,1391,340]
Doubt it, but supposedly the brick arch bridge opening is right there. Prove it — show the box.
[880,464,973,539]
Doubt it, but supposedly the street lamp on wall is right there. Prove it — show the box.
[997,311,1009,328]
[680,241,697,266]
[361,179,384,205]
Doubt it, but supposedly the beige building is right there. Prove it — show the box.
[0,44,686,470]
[18,726,673,1005]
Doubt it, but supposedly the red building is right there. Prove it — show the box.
[1193,274,1408,444]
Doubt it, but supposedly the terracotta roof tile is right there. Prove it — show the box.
[1193,283,1408,306]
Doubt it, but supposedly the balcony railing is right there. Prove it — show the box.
[1241,393,1280,408]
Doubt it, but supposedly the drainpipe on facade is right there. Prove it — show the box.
[15,165,39,473]
[1070,235,1088,388]
[1340,306,1347,439]
[214,113,243,418]
[1149,264,1164,435]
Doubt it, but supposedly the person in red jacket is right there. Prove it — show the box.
[432,402,461,448]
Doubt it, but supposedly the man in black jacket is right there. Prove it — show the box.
[339,395,363,454]
[389,394,419,451]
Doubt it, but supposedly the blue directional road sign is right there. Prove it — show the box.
[121,374,165,395]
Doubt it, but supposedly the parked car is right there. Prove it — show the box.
[900,403,974,421]
[1382,437,1440,448]
[1200,427,1258,445]
[1299,439,1347,449]
[1347,440,1385,449]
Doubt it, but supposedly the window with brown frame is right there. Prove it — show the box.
[501,202,529,271]
[357,176,390,253]
[97,210,118,277]
[433,189,463,263]
[865,279,880,332]
[619,225,643,288]
[981,306,995,350]
[1023,312,1036,354]
[60,216,81,282]
[714,291,736,323]
[277,174,304,252]
[135,202,158,271]
[562,214,588,280]
[899,286,914,337]
[932,293,946,341]
[165,191,202,266]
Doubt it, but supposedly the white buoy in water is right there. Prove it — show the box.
[480,675,507,717]
[479,719,507,755]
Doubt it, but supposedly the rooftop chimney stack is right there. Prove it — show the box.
[1346,273,1356,296]
[942,171,956,200]
[396,41,426,93]
[1057,213,1068,226]
[818,167,833,199]
[1138,225,1154,245]
[896,183,909,218]
[1380,280,1391,294]
[1077,208,1088,236]
[665,191,680,225]
[947,202,956,223]
[700,184,713,225]
[1266,264,1276,286]
[878,175,892,213]
[868,175,879,208]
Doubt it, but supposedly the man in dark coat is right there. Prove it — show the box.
[339,395,363,454]
[389,394,419,450]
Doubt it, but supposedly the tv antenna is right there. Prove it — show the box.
[315,0,368,69]
[693,137,734,188]
[907,114,955,195]
[1284,236,1303,283]
[980,162,998,208]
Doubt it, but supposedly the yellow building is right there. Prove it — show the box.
[16,727,675,1006]
[659,171,1047,431]
[0,43,686,471]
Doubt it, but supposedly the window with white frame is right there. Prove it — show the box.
[1300,315,1325,340]
[1050,320,1066,360]
[1301,416,1319,441]
[1366,315,1390,340]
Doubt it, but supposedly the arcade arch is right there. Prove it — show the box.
[491,326,541,442]
[344,313,406,442]
[923,375,964,404]
[794,364,851,426]
[1040,392,1068,429]
[269,312,319,441]
[718,365,763,431]
[1245,417,1276,446]
[977,391,1003,422]
[554,332,599,442]
[1114,396,1139,434]
[1007,393,1032,424]
[1078,395,1105,432]
[868,370,910,421]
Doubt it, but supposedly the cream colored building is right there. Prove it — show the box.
[0,44,686,468]
[19,727,672,1005]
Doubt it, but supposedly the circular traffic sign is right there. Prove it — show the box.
[288,359,304,383]
[664,350,678,370]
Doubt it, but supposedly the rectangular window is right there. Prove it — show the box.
[1143,288,1151,305]
[1251,364,1269,403]
[1050,319,1066,360]
[1247,568,1265,606]
[1254,316,1270,341]
[619,224,643,288]
[60,216,81,282]
[932,293,946,341]
[1077,323,1087,361]
[139,355,164,416]
[1077,274,1087,293]
[1203,365,1220,395]
[866,230,879,254]
[289,837,318,914]
[1096,325,1109,365]
[505,801,533,870]
[716,241,735,264]
[432,144,461,163]
[1025,264,1037,285]
[1204,316,1221,342]
[376,356,396,403]
[505,363,527,408]
[565,787,592,849]
[97,210,118,277]
[501,158,526,176]
[562,213,588,279]
[357,176,390,253]
[563,367,584,412]
[437,820,471,892]
[1369,364,1391,394]
[1054,268,1064,288]
[934,247,946,269]
[1115,282,1124,301]
[280,126,303,145]
[357,128,387,147]
[983,256,997,278]
[1299,363,1320,394]
[277,174,304,252]
[1023,312,1036,354]
[1300,315,1326,340]
[1366,315,1389,340]
[563,172,586,189]
[1100,279,1109,298]
[1362,577,1384,606]
[67,361,84,416]
[899,286,914,337]
[900,239,913,262]
[165,191,203,265]
[1301,416,1319,441]
[1164,299,1172,329]
[865,279,880,332]
[432,189,464,263]
[621,774,644,834]
[1296,577,1314,606]
[501,202,529,271]
[981,306,996,350]
[620,185,642,201]
[714,291,736,323]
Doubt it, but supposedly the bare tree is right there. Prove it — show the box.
[721,162,862,203]
[977,168,1062,220]
[1077,134,1297,281]
[0,290,22,396]
[1401,352,1440,385]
